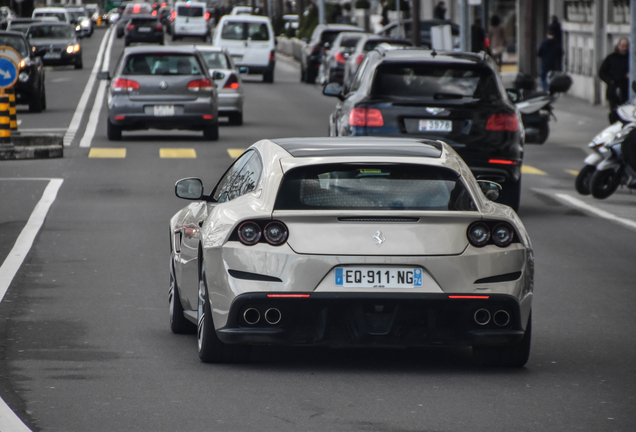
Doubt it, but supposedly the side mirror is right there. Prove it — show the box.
[175,178,204,200]
[238,66,248,74]
[97,71,110,80]
[477,180,502,201]
[212,70,225,80]
[323,82,344,100]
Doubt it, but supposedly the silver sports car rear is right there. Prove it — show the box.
[169,137,534,366]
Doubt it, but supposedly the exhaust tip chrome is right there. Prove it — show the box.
[493,310,511,327]
[474,309,491,326]
[264,308,281,325]
[243,308,260,325]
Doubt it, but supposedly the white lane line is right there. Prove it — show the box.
[18,128,68,133]
[0,178,64,432]
[63,27,112,147]
[79,28,116,148]
[554,193,636,231]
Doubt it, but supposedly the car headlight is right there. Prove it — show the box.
[76,25,81,31]
[67,44,81,54]
[19,58,33,68]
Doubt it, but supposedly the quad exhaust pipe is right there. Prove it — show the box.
[493,310,510,327]
[264,308,281,325]
[474,309,510,327]
[243,308,282,325]
[243,308,260,325]
[474,309,491,326]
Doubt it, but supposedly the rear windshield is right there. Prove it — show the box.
[27,25,74,39]
[274,164,475,211]
[371,63,500,100]
[33,12,67,22]
[7,23,31,33]
[221,21,269,41]
[131,17,158,24]
[177,5,203,17]
[364,40,410,51]
[340,35,362,48]
[200,51,230,69]
[123,54,203,75]
[0,35,28,57]
[320,30,341,45]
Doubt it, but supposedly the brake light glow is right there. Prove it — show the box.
[203,115,214,120]
[155,24,163,31]
[111,78,140,92]
[223,74,239,89]
[133,4,141,13]
[205,11,210,20]
[126,23,134,31]
[152,10,157,16]
[448,295,490,299]
[267,294,310,298]
[488,159,517,165]
[187,78,213,91]
[170,10,176,20]
[335,51,346,63]
[113,115,125,120]
[269,50,275,61]
[356,54,365,65]
[486,113,518,131]
[349,108,384,127]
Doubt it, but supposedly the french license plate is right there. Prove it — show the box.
[419,120,452,132]
[138,27,151,32]
[44,52,61,59]
[154,105,174,116]
[335,267,423,288]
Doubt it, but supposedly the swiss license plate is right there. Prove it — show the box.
[44,52,61,59]
[419,120,452,132]
[154,105,174,116]
[335,267,423,288]
[138,27,151,32]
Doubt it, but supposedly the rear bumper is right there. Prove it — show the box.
[126,32,164,44]
[218,92,243,113]
[238,61,274,75]
[216,292,526,348]
[110,114,216,130]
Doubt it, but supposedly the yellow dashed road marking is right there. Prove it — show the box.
[565,169,579,176]
[522,165,547,175]
[160,148,197,158]
[227,148,245,159]
[89,148,126,158]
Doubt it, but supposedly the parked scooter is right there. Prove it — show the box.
[509,72,572,144]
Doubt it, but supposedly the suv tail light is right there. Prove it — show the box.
[187,78,213,91]
[269,50,275,62]
[223,74,239,89]
[155,23,163,31]
[112,78,140,92]
[334,51,346,63]
[126,23,134,31]
[356,54,365,65]
[486,113,518,131]
[349,108,384,127]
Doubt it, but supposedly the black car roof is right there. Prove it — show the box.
[271,137,443,158]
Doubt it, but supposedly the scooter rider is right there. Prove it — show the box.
[599,38,630,124]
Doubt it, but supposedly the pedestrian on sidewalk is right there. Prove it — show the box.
[471,17,485,53]
[599,38,630,124]
[488,15,506,69]
[537,28,562,92]
[433,2,446,20]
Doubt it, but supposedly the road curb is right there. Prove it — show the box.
[0,134,64,160]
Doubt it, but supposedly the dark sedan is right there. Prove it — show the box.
[26,22,82,69]
[124,15,164,46]
[0,31,46,112]
[323,47,524,211]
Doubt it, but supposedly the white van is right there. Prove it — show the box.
[171,1,209,41]
[32,7,71,24]
[213,15,275,83]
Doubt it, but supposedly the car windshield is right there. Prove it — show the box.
[371,63,500,100]
[221,21,269,41]
[34,12,66,21]
[123,54,202,75]
[200,51,230,69]
[275,164,475,211]
[28,25,75,39]
[0,35,28,57]
[177,5,203,17]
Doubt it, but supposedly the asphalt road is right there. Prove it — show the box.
[0,27,635,432]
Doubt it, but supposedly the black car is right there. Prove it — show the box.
[26,22,82,69]
[300,24,363,84]
[116,3,153,38]
[124,15,164,46]
[0,31,46,112]
[317,31,367,85]
[323,47,524,211]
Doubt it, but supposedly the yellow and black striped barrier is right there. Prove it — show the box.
[0,94,11,143]
[5,87,17,132]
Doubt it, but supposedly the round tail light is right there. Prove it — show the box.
[467,222,490,247]
[491,223,514,247]
[238,221,261,245]
[264,222,288,246]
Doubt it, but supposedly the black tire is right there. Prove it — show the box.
[300,65,306,82]
[228,112,243,126]
[124,39,130,46]
[575,165,596,195]
[203,123,219,140]
[171,33,177,42]
[590,167,622,199]
[536,121,549,144]
[473,313,532,367]
[107,119,122,140]
[74,56,83,70]
[305,66,317,84]
[169,254,196,334]
[41,81,46,111]
[28,88,44,113]
[497,177,521,212]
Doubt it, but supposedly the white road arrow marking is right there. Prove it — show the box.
[0,69,10,79]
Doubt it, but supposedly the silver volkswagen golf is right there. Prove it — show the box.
[169,137,534,366]
[99,45,219,140]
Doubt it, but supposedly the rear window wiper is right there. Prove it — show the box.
[433,92,465,100]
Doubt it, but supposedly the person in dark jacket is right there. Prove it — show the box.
[599,38,630,124]
[471,17,485,53]
[433,1,446,20]
[537,29,563,92]
[548,15,563,69]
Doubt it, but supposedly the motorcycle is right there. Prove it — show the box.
[575,121,624,195]
[588,120,636,199]
[509,72,572,144]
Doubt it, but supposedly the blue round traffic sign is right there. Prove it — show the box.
[0,57,18,89]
